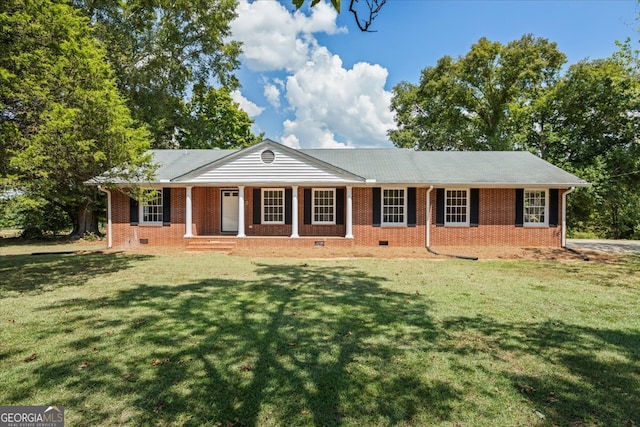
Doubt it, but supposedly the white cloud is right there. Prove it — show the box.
[283,47,396,148]
[231,0,345,72]
[263,83,281,108]
[230,89,264,117]
[231,0,395,148]
[282,119,349,149]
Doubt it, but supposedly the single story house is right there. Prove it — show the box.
[91,139,589,251]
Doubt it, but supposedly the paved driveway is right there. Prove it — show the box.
[567,239,640,254]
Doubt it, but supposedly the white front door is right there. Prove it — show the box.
[221,190,239,232]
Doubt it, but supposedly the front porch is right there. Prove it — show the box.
[184,185,355,240]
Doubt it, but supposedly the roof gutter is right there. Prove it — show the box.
[97,186,112,249]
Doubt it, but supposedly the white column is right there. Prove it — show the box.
[237,186,246,238]
[184,186,193,237]
[345,186,354,239]
[291,186,299,238]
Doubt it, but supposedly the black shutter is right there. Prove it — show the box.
[129,196,139,226]
[372,187,381,227]
[336,188,345,225]
[436,188,445,227]
[162,188,171,226]
[470,188,479,227]
[515,188,524,227]
[549,189,559,227]
[304,189,312,224]
[285,188,292,225]
[407,187,417,227]
[253,188,261,224]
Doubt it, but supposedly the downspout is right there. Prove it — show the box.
[425,185,478,261]
[561,187,575,248]
[425,186,434,248]
[98,186,112,249]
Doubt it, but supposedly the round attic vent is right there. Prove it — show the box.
[261,149,275,164]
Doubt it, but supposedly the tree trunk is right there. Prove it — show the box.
[69,204,100,239]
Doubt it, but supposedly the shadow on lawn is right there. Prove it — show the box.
[8,261,639,426]
[13,262,460,426]
[0,252,151,297]
[441,316,640,425]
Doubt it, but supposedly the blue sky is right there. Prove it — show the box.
[229,0,639,149]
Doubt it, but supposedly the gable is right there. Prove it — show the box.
[174,141,365,184]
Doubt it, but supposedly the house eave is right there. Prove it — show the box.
[99,181,590,189]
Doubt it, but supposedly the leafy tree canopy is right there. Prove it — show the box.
[389,34,566,151]
[390,35,640,239]
[72,0,261,148]
[551,42,640,238]
[1,0,152,237]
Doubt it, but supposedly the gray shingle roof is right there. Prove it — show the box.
[303,149,588,187]
[90,141,589,187]
[150,149,233,182]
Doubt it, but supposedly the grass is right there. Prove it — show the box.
[0,242,639,426]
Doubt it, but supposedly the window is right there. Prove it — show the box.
[313,189,335,224]
[382,188,406,225]
[445,189,469,226]
[141,190,163,224]
[524,189,547,226]
[262,188,284,224]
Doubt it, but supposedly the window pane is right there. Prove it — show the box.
[383,189,405,224]
[445,189,468,224]
[142,191,163,223]
[313,189,335,223]
[524,190,546,224]
[263,189,284,223]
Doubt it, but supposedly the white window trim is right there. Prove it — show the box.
[139,189,163,225]
[381,187,407,227]
[261,188,285,225]
[444,188,470,227]
[312,188,336,225]
[524,188,548,227]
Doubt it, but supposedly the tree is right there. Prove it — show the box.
[389,35,566,151]
[1,0,152,238]
[548,43,640,239]
[72,0,260,149]
[182,84,263,149]
[293,0,387,32]
[390,34,640,239]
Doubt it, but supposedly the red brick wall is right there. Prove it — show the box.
[428,188,562,247]
[108,186,565,249]
[245,187,345,237]
[192,187,220,236]
[111,188,186,248]
[351,187,426,247]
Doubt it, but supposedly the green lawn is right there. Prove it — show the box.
[1,242,639,426]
